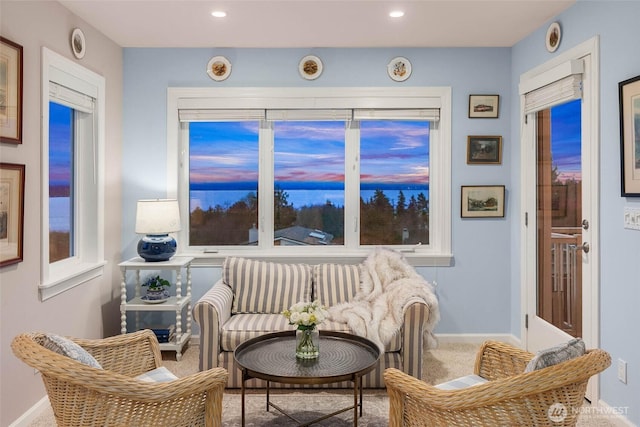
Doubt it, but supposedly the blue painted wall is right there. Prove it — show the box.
[123,47,513,336]
[510,1,640,422]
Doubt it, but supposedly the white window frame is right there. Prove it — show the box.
[40,47,106,301]
[167,87,452,266]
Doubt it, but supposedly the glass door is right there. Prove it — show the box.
[536,100,583,339]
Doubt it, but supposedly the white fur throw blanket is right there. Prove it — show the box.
[327,247,440,352]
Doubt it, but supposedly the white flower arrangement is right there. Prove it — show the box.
[282,300,328,331]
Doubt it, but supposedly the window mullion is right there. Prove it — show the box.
[73,110,82,260]
[177,123,190,251]
[259,120,275,248]
[344,121,360,249]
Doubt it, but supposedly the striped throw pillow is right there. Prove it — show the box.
[313,264,360,307]
[223,257,312,314]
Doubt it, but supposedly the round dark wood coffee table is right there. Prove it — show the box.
[234,330,380,427]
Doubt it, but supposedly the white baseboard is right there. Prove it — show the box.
[435,333,521,347]
[9,396,50,427]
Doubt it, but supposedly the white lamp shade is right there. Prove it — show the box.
[135,199,181,234]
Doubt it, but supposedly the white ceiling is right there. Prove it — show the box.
[59,0,575,49]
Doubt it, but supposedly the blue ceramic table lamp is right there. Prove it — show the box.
[135,199,181,262]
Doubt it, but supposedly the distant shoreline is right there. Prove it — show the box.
[190,181,429,192]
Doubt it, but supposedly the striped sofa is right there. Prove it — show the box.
[193,256,432,388]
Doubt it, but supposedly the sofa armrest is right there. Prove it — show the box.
[193,280,234,370]
[400,299,430,379]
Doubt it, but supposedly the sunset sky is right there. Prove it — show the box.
[188,119,430,185]
[49,102,73,185]
[550,99,582,182]
[49,103,581,189]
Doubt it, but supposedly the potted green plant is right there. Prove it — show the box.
[142,275,171,301]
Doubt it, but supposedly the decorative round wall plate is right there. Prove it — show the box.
[299,55,323,80]
[71,28,86,59]
[546,22,561,53]
[387,57,411,82]
[207,56,232,81]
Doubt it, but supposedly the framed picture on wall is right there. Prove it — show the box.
[0,37,23,144]
[619,74,640,196]
[468,94,499,118]
[0,163,25,267]
[467,135,502,164]
[461,185,505,218]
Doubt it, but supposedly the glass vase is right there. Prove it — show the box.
[296,327,319,359]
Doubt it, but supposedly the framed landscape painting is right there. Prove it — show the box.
[468,94,499,118]
[467,135,502,164]
[461,185,505,218]
[0,163,25,267]
[0,37,23,144]
[619,74,640,196]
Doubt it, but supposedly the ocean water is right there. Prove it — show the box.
[190,187,429,211]
[49,197,71,231]
[49,185,429,230]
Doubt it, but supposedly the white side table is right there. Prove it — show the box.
[118,256,194,361]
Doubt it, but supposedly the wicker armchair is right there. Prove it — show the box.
[11,330,228,427]
[384,340,611,427]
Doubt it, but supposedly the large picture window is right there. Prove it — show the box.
[169,87,451,265]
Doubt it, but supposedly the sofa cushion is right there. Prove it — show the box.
[223,257,312,314]
[524,338,586,372]
[221,314,292,351]
[313,263,360,307]
[320,319,402,352]
[220,314,402,353]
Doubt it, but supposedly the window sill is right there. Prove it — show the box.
[39,261,107,301]
[183,249,453,268]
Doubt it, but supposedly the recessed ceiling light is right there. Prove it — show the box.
[389,10,405,18]
[211,11,227,18]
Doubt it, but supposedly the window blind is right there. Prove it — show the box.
[178,109,266,122]
[521,59,584,114]
[179,108,439,122]
[49,82,95,113]
[523,75,582,114]
[266,109,352,121]
[353,108,440,121]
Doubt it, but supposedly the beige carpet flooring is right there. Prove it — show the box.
[28,341,617,426]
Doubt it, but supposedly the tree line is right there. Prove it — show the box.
[190,187,429,246]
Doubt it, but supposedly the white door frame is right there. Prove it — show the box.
[519,36,600,399]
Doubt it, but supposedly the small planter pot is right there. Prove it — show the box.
[296,328,319,359]
[145,289,168,301]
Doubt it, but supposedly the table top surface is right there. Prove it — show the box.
[234,330,380,384]
[118,256,194,268]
